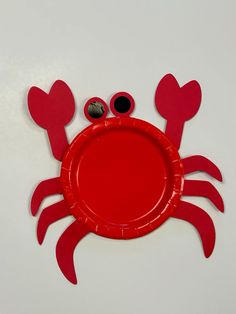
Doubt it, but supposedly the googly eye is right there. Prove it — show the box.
[84,97,108,122]
[110,92,135,117]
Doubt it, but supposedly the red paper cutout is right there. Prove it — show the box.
[27,74,224,284]
[28,80,75,160]
[31,177,62,216]
[56,221,89,285]
[182,155,223,181]
[172,201,215,258]
[155,74,201,148]
[37,200,70,244]
[183,180,224,212]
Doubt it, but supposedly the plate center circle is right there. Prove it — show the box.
[65,119,177,225]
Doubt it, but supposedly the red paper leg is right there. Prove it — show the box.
[28,80,75,161]
[171,200,215,257]
[56,221,90,284]
[155,74,201,149]
[37,200,70,244]
[182,155,222,181]
[31,177,62,216]
[183,180,224,212]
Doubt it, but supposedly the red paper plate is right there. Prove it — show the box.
[61,117,183,239]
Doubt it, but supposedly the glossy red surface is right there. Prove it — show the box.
[28,76,224,284]
[61,117,184,239]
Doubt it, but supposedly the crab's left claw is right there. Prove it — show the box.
[155,74,201,149]
[28,80,75,161]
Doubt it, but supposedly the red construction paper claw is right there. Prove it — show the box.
[56,221,90,284]
[155,74,201,149]
[182,155,223,181]
[172,200,215,257]
[37,200,70,244]
[28,80,75,160]
[183,180,224,212]
[31,177,62,216]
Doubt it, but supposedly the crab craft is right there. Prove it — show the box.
[28,74,224,284]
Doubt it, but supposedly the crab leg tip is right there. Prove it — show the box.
[205,251,212,259]
[203,236,215,258]
[38,237,43,246]
[217,191,224,212]
[31,201,38,217]
[217,172,223,183]
[70,276,78,285]
[37,227,45,245]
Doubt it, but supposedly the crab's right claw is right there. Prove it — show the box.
[28,80,75,161]
[155,74,201,149]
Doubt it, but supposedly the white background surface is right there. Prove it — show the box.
[0,1,235,313]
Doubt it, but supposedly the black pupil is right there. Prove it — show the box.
[88,102,105,118]
[114,96,131,113]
